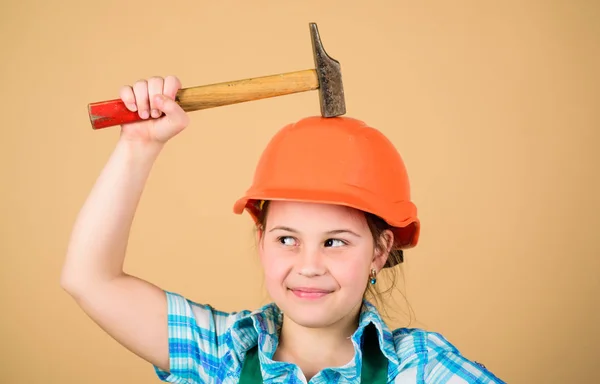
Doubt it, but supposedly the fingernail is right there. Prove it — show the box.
[127,103,137,112]
[140,110,149,119]
[151,109,159,118]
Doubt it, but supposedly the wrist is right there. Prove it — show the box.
[117,136,164,157]
[115,137,164,165]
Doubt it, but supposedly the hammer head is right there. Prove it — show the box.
[310,23,346,117]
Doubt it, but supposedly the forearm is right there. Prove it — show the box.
[61,138,163,292]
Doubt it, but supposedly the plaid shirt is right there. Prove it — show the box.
[153,291,505,383]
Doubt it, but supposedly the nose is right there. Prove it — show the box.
[297,245,327,277]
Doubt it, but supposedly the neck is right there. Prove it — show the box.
[273,304,362,380]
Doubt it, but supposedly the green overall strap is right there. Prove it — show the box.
[359,324,389,383]
[239,346,263,384]
[239,324,388,383]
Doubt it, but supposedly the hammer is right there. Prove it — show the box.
[87,23,345,129]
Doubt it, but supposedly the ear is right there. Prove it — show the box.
[372,229,394,271]
[255,224,265,251]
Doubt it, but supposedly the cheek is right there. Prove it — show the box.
[333,261,367,285]
[259,246,292,282]
[330,247,372,284]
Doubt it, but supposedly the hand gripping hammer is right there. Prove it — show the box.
[87,23,345,129]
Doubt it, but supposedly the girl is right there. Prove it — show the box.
[61,76,504,383]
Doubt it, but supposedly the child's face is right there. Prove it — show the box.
[258,200,390,330]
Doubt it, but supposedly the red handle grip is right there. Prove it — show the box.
[88,99,145,129]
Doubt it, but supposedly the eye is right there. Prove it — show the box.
[277,236,297,246]
[324,239,346,247]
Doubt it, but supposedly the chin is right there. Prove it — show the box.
[290,316,335,329]
[284,306,341,328]
[273,290,357,328]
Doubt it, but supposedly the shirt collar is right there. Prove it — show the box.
[355,299,400,369]
[228,299,400,380]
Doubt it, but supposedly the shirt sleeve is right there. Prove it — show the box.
[423,332,506,384]
[152,290,242,383]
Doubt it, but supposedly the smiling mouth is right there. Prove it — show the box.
[288,288,333,299]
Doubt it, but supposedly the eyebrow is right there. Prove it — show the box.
[268,226,361,237]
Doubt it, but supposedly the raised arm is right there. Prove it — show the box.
[60,76,189,372]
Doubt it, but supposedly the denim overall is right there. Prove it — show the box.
[239,324,388,383]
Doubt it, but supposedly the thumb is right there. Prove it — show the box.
[153,94,189,128]
[153,94,181,115]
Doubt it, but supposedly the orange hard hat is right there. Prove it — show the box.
[233,116,420,266]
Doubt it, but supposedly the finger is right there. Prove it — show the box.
[119,85,137,112]
[147,76,164,118]
[153,94,189,130]
[133,79,149,119]
[163,75,182,100]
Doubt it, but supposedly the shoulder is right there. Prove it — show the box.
[163,290,254,330]
[163,290,281,336]
[154,291,271,384]
[389,327,506,384]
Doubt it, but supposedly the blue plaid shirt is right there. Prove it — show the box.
[153,291,504,383]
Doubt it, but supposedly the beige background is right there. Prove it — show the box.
[1,0,599,383]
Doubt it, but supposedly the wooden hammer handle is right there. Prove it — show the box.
[88,69,319,129]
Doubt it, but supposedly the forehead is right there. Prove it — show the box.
[265,200,367,229]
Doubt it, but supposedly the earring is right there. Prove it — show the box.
[369,268,377,284]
